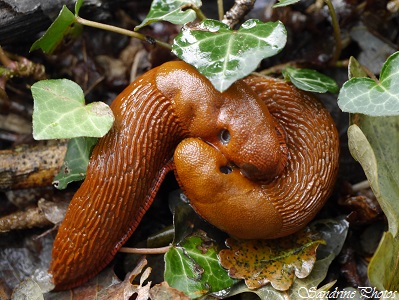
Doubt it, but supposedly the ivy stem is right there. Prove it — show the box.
[119,245,171,254]
[218,0,224,20]
[181,4,207,21]
[75,16,172,50]
[259,62,297,76]
[324,0,342,65]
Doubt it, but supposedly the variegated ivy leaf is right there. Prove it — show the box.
[32,79,114,140]
[135,0,202,30]
[283,67,338,93]
[172,19,287,92]
[338,51,399,116]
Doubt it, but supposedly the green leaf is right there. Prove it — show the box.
[338,51,399,116]
[164,231,237,299]
[53,137,98,190]
[32,79,114,140]
[172,19,287,92]
[75,0,84,15]
[347,116,399,236]
[283,67,339,93]
[348,56,368,79]
[135,0,202,31]
[348,115,399,291]
[273,0,301,8]
[30,5,81,54]
[368,232,399,292]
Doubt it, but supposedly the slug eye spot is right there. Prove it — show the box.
[220,166,233,174]
[219,129,231,144]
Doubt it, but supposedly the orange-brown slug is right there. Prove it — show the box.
[174,76,340,239]
[49,61,289,290]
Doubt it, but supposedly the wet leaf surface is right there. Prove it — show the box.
[164,230,236,298]
[172,19,286,92]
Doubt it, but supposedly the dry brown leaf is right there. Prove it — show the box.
[98,257,149,300]
[149,282,190,300]
[219,229,325,291]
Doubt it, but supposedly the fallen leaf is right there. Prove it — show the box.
[219,229,325,291]
[149,282,190,300]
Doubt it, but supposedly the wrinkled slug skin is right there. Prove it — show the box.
[174,76,340,240]
[49,61,287,290]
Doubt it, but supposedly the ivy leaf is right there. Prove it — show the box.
[348,115,399,236]
[348,56,368,79]
[214,218,348,299]
[164,230,237,298]
[283,67,339,93]
[219,229,325,291]
[273,0,301,8]
[75,0,84,16]
[368,231,399,292]
[53,137,98,190]
[347,114,399,291]
[338,51,399,116]
[172,19,287,92]
[135,0,202,31]
[32,79,114,140]
[30,5,82,54]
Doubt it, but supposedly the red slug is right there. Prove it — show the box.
[49,61,290,290]
[174,75,340,239]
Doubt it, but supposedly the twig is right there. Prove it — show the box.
[259,62,297,76]
[217,0,224,20]
[75,17,172,50]
[351,180,371,192]
[0,46,15,69]
[119,245,171,254]
[0,206,53,233]
[0,141,67,190]
[324,0,342,65]
[222,0,256,28]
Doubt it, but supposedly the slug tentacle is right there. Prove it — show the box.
[49,61,288,290]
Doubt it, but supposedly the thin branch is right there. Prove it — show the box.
[75,17,172,50]
[218,0,225,20]
[351,180,370,192]
[222,0,256,28]
[259,62,296,76]
[119,245,171,254]
[324,0,342,65]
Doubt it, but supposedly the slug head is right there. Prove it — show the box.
[174,138,284,239]
[156,61,288,181]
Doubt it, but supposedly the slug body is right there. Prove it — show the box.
[174,76,339,239]
[49,61,288,290]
